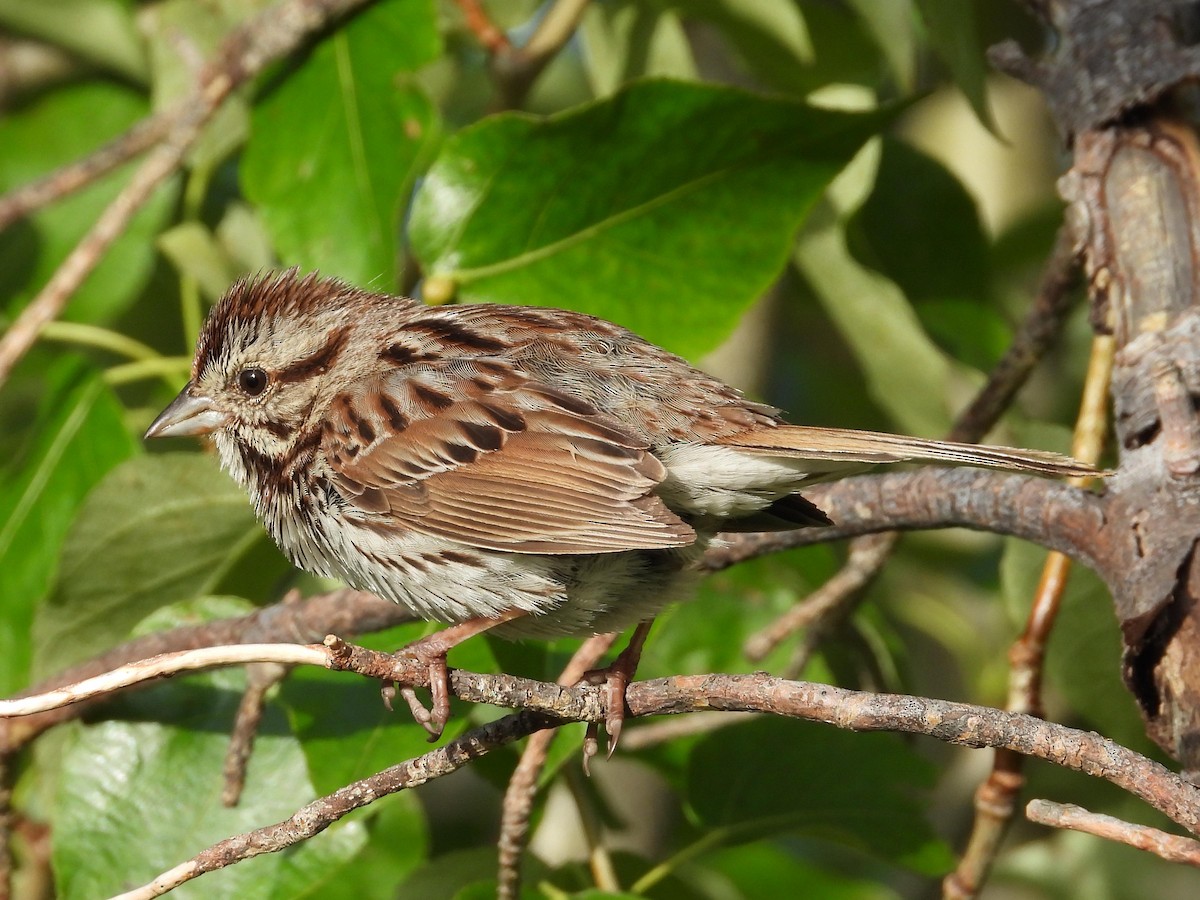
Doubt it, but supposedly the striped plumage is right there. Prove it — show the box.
[147,270,1094,735]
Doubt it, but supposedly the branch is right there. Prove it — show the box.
[1027,800,1200,866]
[947,332,1115,898]
[54,649,1195,896]
[6,640,1197,838]
[0,116,169,232]
[472,0,592,109]
[708,469,1108,576]
[497,634,617,900]
[0,644,326,717]
[0,0,377,390]
[0,588,408,751]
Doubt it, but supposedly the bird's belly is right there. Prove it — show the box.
[322,520,712,639]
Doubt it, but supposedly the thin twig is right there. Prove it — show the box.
[221,661,291,807]
[1026,800,1200,866]
[497,633,617,900]
[745,532,896,663]
[743,223,1084,663]
[9,636,1200,835]
[946,334,1113,900]
[0,0,377,390]
[453,0,511,53]
[490,0,592,109]
[0,644,326,718]
[0,116,169,232]
[0,588,405,752]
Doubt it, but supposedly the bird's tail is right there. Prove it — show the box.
[718,425,1099,478]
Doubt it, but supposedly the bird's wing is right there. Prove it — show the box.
[322,366,695,554]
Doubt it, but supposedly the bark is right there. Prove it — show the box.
[1002,0,1200,768]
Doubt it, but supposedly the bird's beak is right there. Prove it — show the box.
[144,384,229,439]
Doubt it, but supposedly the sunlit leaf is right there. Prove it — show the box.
[31,453,286,678]
[53,675,365,898]
[0,364,136,693]
[241,0,442,287]
[411,80,891,358]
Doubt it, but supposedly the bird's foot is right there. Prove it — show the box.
[382,639,452,741]
[384,610,528,741]
[580,620,654,770]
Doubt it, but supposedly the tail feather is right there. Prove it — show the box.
[718,425,1099,478]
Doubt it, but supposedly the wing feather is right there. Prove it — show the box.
[324,372,695,554]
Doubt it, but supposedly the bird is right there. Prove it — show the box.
[146,269,1094,746]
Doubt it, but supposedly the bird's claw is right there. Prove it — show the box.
[382,650,452,741]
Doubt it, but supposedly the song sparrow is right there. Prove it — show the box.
[147,270,1092,741]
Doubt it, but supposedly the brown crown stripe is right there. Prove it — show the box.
[275,325,351,384]
[406,317,508,353]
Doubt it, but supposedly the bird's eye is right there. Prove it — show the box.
[238,367,269,396]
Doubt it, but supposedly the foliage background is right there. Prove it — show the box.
[0,0,1186,897]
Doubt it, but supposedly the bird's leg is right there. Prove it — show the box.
[583,619,655,763]
[386,608,527,740]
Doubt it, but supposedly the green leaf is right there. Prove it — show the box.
[700,841,901,899]
[0,82,179,324]
[321,793,428,899]
[410,80,890,359]
[650,547,839,678]
[849,139,989,306]
[0,364,136,693]
[580,1,697,97]
[686,718,952,874]
[52,674,365,898]
[847,138,1007,370]
[0,0,146,81]
[795,205,964,435]
[683,0,884,95]
[396,847,502,900]
[31,453,286,678]
[913,0,997,133]
[845,0,917,92]
[676,0,816,93]
[241,0,442,288]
